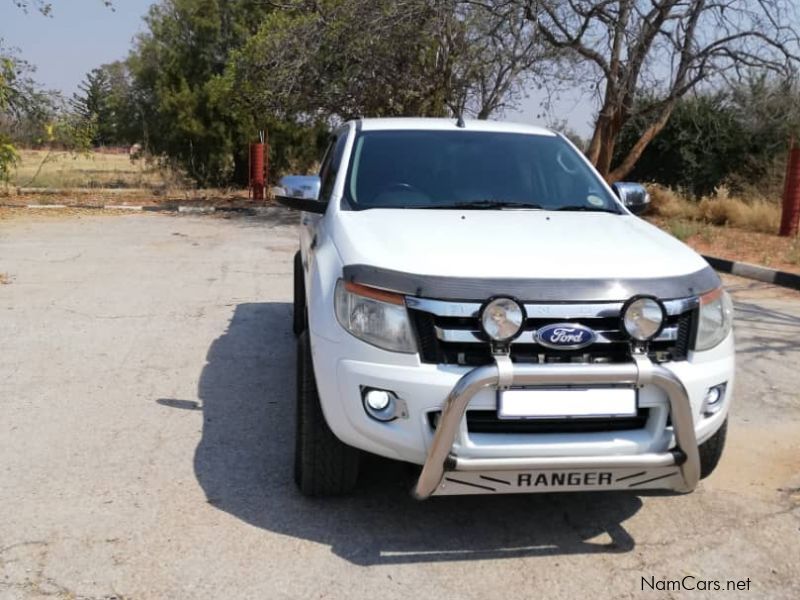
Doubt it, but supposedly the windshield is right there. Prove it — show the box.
[344,130,621,212]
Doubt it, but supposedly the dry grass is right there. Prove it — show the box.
[7,149,185,190]
[664,218,703,241]
[788,238,800,266]
[647,184,782,234]
[648,185,701,220]
[646,184,800,273]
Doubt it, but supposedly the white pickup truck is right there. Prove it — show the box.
[277,118,734,499]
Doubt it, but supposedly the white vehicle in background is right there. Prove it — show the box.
[278,118,734,499]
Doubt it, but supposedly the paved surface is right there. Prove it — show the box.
[1,210,798,599]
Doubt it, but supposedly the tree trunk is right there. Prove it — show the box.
[594,125,618,177]
[607,103,676,183]
[587,115,618,178]
[586,117,605,165]
[587,93,617,170]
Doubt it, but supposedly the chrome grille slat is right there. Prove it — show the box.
[406,296,698,318]
[409,295,695,365]
[434,325,679,344]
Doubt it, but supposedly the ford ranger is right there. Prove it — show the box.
[277,118,734,499]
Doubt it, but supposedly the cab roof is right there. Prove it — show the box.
[355,117,556,136]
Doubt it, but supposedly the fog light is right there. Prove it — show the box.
[702,383,726,416]
[365,389,391,411]
[361,387,406,422]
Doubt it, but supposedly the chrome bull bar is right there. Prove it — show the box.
[412,354,700,499]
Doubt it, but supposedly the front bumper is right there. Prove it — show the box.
[413,354,700,499]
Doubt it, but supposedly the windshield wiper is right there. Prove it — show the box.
[418,200,544,210]
[556,205,620,214]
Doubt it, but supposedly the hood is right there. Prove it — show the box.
[331,209,709,281]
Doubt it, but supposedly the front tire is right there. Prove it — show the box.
[292,251,306,336]
[698,418,727,479]
[294,331,360,496]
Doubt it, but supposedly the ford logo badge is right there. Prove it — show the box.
[536,323,597,350]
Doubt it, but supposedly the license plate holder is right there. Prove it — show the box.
[497,387,638,420]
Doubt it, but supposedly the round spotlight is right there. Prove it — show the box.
[480,297,525,342]
[621,296,666,341]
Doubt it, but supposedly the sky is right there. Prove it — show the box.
[1,0,596,135]
[1,0,153,93]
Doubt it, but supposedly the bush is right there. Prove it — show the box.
[697,185,781,233]
[648,183,782,234]
[647,184,699,220]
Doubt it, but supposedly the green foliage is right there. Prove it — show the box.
[71,64,138,146]
[225,0,533,123]
[125,0,540,186]
[616,76,800,197]
[12,1,113,16]
[70,68,111,145]
[50,112,96,153]
[0,133,19,183]
[0,46,26,181]
[127,0,274,186]
[615,94,744,196]
[1,39,99,185]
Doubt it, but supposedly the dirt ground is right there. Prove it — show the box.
[648,216,800,275]
[0,210,798,599]
[687,227,800,275]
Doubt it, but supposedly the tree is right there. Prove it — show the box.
[71,68,111,145]
[524,0,800,182]
[445,0,546,119]
[615,75,800,196]
[1,43,97,184]
[127,0,273,185]
[614,92,744,195]
[227,0,546,123]
[0,45,37,182]
[227,1,451,121]
[70,64,137,146]
[128,0,547,186]
[11,1,113,15]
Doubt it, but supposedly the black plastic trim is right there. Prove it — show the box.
[275,195,327,214]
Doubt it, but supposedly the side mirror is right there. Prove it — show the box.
[612,182,650,215]
[275,175,325,213]
[278,175,321,200]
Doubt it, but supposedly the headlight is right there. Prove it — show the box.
[621,296,666,341]
[334,280,416,353]
[480,297,525,342]
[695,287,733,351]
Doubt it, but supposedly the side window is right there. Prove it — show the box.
[318,133,348,201]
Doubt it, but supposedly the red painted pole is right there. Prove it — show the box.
[249,143,265,202]
[263,130,270,192]
[779,139,800,237]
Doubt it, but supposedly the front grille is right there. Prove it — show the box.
[408,298,696,366]
[427,408,650,434]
